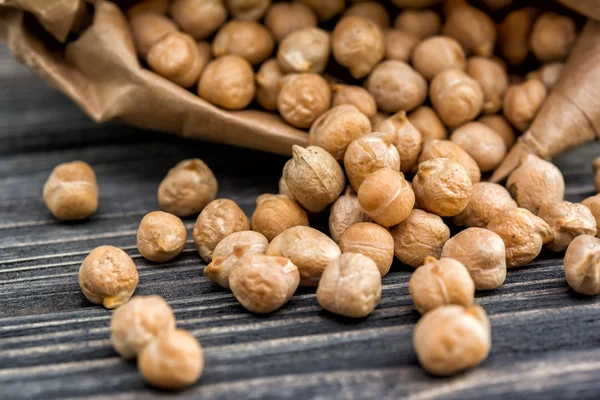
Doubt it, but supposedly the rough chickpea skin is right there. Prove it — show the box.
[411,36,466,81]
[498,7,539,66]
[170,0,227,40]
[453,182,517,228]
[374,111,423,174]
[384,29,419,63]
[255,59,283,111]
[299,0,344,22]
[199,55,255,110]
[413,305,491,376]
[530,12,577,63]
[451,122,506,173]
[137,211,187,263]
[252,194,309,241]
[466,57,508,114]
[419,140,481,184]
[264,2,317,42]
[366,60,428,113]
[564,235,600,295]
[79,246,139,309]
[277,27,330,74]
[583,195,600,238]
[503,80,547,132]
[212,21,274,66]
[331,85,377,119]
[129,13,178,59]
[138,329,204,390]
[329,187,370,244]
[408,106,447,142]
[394,9,441,39]
[538,202,597,252]
[126,0,169,19]
[443,3,496,57]
[477,114,515,148]
[339,222,394,277]
[430,68,484,128]
[110,295,176,359]
[277,73,331,128]
[391,209,450,268]
[226,0,270,21]
[204,231,268,288]
[147,32,204,88]
[527,62,565,90]
[488,208,553,268]
[317,253,382,318]
[43,161,98,221]
[344,1,389,30]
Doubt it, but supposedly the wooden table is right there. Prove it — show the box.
[1,45,600,399]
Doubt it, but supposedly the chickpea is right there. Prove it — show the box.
[331,84,377,119]
[358,167,415,227]
[413,305,491,376]
[430,69,484,128]
[198,55,255,110]
[255,59,283,111]
[498,7,539,66]
[374,111,423,174]
[339,222,394,277]
[157,158,218,217]
[487,208,553,268]
[277,73,331,128]
[418,139,481,184]
[394,9,441,39]
[129,13,178,59]
[283,145,345,212]
[477,114,515,148]
[138,329,204,390]
[366,60,428,113]
[137,211,187,263]
[298,0,344,22]
[530,12,577,63]
[408,106,447,141]
[384,29,419,63]
[147,32,204,88]
[110,295,175,359]
[252,194,309,241]
[527,62,565,90]
[451,122,506,172]
[226,0,270,21]
[332,16,384,79]
[454,182,517,228]
[264,2,317,42]
[582,195,600,238]
[344,1,389,31]
[329,186,370,244]
[465,57,508,115]
[411,36,466,81]
[204,230,268,288]
[79,246,139,309]
[126,0,169,19]
[538,202,597,252]
[43,160,98,221]
[391,209,450,268]
[564,235,600,295]
[443,3,496,57]
[212,21,274,66]
[503,80,547,132]
[192,199,250,262]
[277,28,329,74]
[170,0,227,40]
[317,253,382,318]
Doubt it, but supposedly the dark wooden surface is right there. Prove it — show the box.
[1,45,600,400]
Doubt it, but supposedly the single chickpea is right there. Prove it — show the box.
[329,186,371,244]
[192,198,250,262]
[225,0,270,21]
[442,228,507,290]
[126,0,169,19]
[564,235,600,295]
[298,0,344,22]
[451,122,506,173]
[442,3,496,57]
[498,7,539,66]
[283,145,345,213]
[339,222,394,277]
[366,60,428,113]
[392,0,443,8]
[408,106,447,142]
[212,21,274,66]
[409,257,475,315]
[358,167,415,227]
[413,305,491,376]
[430,68,484,128]
[157,159,218,217]
[317,252,382,318]
[170,0,227,40]
[138,329,204,390]
[503,80,547,132]
[110,295,175,359]
[43,160,98,221]
[137,211,187,263]
[477,114,515,148]
[527,62,565,90]
[384,29,419,63]
[230,254,300,312]
[264,2,317,42]
[129,13,178,59]
[199,55,256,110]
[582,195,600,238]
[538,202,597,252]
[418,139,481,183]
[453,182,517,228]
[79,246,139,309]
[204,230,268,288]
[374,111,423,174]
[344,1,389,31]
[411,36,466,81]
[267,226,341,286]
[530,12,577,63]
[277,27,330,74]
[506,154,565,215]
[331,84,377,119]
[277,73,331,128]
[466,57,508,115]
[252,194,309,241]
[256,59,283,111]
[487,208,553,268]
[391,209,450,268]
[147,32,204,88]
[394,9,441,39]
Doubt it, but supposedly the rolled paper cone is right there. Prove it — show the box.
[491,20,600,183]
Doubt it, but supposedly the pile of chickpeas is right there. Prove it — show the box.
[39,0,600,390]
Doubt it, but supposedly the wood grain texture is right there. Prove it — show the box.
[1,45,600,400]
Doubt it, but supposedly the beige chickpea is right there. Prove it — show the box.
[503,80,547,132]
[487,208,553,268]
[443,3,496,57]
[466,57,508,114]
[392,0,443,8]
[331,85,377,119]
[204,230,268,288]
[530,12,577,63]
[374,111,423,174]
[413,305,491,376]
[264,2,317,42]
[564,235,600,295]
[283,145,345,212]
[226,0,270,21]
[498,7,539,66]
[129,13,178,59]
[43,161,98,221]
[339,222,394,277]
[126,0,169,19]
[409,257,475,315]
[170,0,227,40]
[192,198,250,262]
[110,295,175,359]
[252,194,309,241]
[277,28,330,74]
[418,139,481,184]
[317,252,382,318]
[255,59,283,111]
[453,182,517,228]
[408,106,447,142]
[477,115,515,148]
[583,195,600,238]
[267,226,341,286]
[411,36,466,81]
[538,202,597,252]
[277,73,331,128]
[442,228,507,290]
[430,69,484,128]
[344,1,389,31]
[358,167,415,227]
[138,329,204,390]
[329,187,370,244]
[212,21,274,66]
[451,122,506,172]
[384,29,419,63]
[137,211,187,263]
[391,209,450,268]
[147,32,204,88]
[394,9,441,39]
[199,55,255,110]
[299,0,344,22]
[527,62,565,90]
[157,159,218,217]
[366,60,428,113]
[79,246,139,309]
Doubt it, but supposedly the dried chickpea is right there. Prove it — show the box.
[358,167,415,227]
[252,194,309,241]
[564,235,600,295]
[418,139,481,184]
[466,57,508,115]
[317,253,382,318]
[277,73,331,128]
[503,80,547,132]
[453,182,517,228]
[339,222,394,277]
[530,12,577,63]
[129,13,178,59]
[43,160,98,221]
[451,122,506,172]
[126,0,169,19]
[170,0,227,40]
[413,305,491,376]
[277,28,330,74]
[394,9,441,39]
[391,209,450,268]
[147,32,204,88]
[256,59,283,111]
[283,145,345,212]
[411,36,466,81]
[267,226,341,286]
[329,186,370,244]
[384,29,419,63]
[204,230,268,288]
[212,21,274,66]
[138,329,204,390]
[199,55,256,110]
[79,246,139,309]
[192,198,250,262]
[478,114,515,148]
[366,60,428,113]
[226,0,270,21]
[110,295,175,359]
[442,228,507,290]
[374,111,423,174]
[331,85,377,119]
[487,208,552,268]
[443,3,496,57]
[582,195,600,238]
[264,2,317,42]
[409,257,475,315]
[408,106,447,141]
[430,69,484,128]
[344,1,389,31]
[498,7,539,66]
[538,202,597,252]
[527,62,565,90]
[299,0,344,22]
[158,159,218,217]
[392,0,443,8]
[137,211,187,263]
